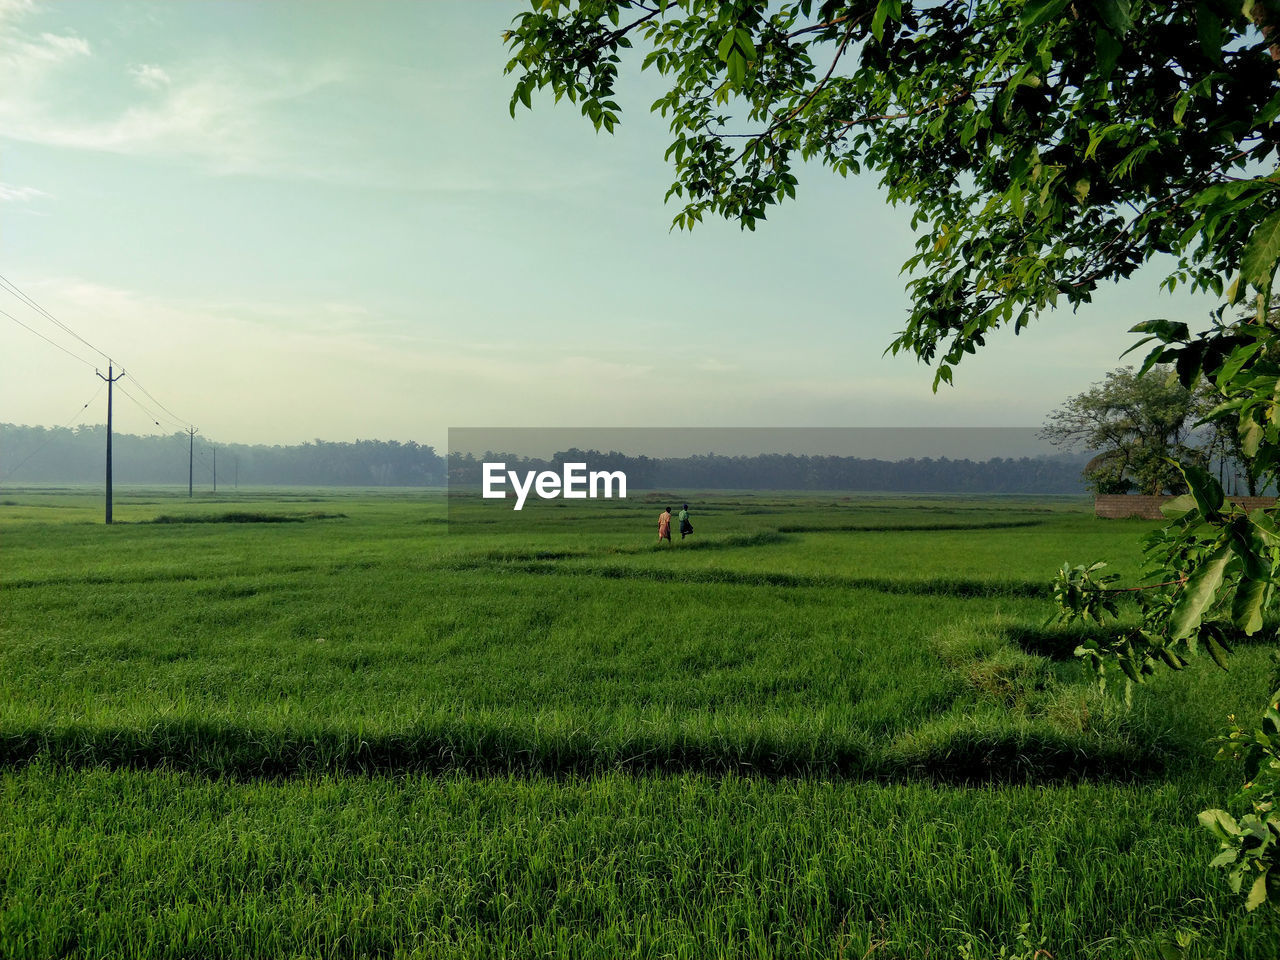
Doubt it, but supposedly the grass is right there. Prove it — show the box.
[1,486,1278,957]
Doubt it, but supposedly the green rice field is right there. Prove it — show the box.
[2,488,1278,958]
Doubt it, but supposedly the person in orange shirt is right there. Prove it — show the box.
[658,506,672,544]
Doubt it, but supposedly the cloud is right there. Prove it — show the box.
[0,3,611,194]
[0,0,35,26]
[0,181,49,202]
[0,2,345,179]
[1,60,346,177]
[0,24,89,70]
[128,63,170,89]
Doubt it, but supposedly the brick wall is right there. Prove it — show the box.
[1095,494,1277,520]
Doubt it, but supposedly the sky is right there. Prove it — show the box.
[0,0,1224,452]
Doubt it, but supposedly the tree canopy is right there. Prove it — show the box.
[1040,365,1217,495]
[504,0,1280,385]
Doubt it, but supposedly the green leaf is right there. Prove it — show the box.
[1257,90,1280,126]
[1240,416,1264,458]
[1197,7,1224,61]
[872,0,901,42]
[1199,808,1240,840]
[1159,494,1196,519]
[1020,0,1071,27]
[1200,399,1245,425]
[1094,27,1121,76]
[1182,463,1225,517]
[1210,848,1240,868]
[716,32,734,62]
[1227,273,1245,305]
[1246,870,1269,911]
[1232,574,1267,635]
[1173,91,1190,126]
[1128,319,1189,343]
[727,50,745,87]
[1241,209,1280,293]
[1205,633,1231,670]
[1249,508,1280,548]
[1170,542,1232,639]
[1119,653,1142,683]
[1138,345,1174,377]
[1218,342,1262,385]
[1091,0,1132,35]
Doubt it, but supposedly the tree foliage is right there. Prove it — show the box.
[1040,365,1227,495]
[504,0,1280,386]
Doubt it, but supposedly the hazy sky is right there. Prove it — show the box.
[0,0,1222,450]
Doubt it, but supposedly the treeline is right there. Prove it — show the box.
[2,425,1091,492]
[1,424,446,486]
[449,449,1092,494]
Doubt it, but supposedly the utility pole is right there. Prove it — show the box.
[96,364,126,524]
[212,445,217,493]
[187,426,198,498]
[234,455,239,490]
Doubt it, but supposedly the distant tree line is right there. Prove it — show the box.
[449,449,1093,494]
[1,424,1093,492]
[0,424,446,486]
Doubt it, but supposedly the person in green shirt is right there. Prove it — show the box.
[678,503,693,540]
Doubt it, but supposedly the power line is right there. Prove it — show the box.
[0,382,105,482]
[115,382,167,428]
[1,305,97,368]
[0,273,202,523]
[1,273,195,430]
[0,273,111,363]
[116,382,187,431]
[123,370,190,428]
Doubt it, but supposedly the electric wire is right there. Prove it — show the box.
[1,305,97,368]
[1,273,195,432]
[116,382,188,431]
[123,370,190,429]
[0,273,111,363]
[1,383,106,482]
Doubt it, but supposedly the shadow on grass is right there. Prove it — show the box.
[471,548,594,563]
[624,530,793,552]
[886,727,1168,783]
[775,520,1048,534]
[1000,620,1280,661]
[146,511,347,524]
[449,557,1051,599]
[0,720,1168,784]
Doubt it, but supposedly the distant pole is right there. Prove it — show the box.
[212,445,217,493]
[187,426,198,497]
[234,455,239,489]
[95,364,126,524]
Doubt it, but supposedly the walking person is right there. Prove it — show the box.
[679,503,693,540]
[658,506,672,544]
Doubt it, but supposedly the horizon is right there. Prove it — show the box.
[4,421,1096,463]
